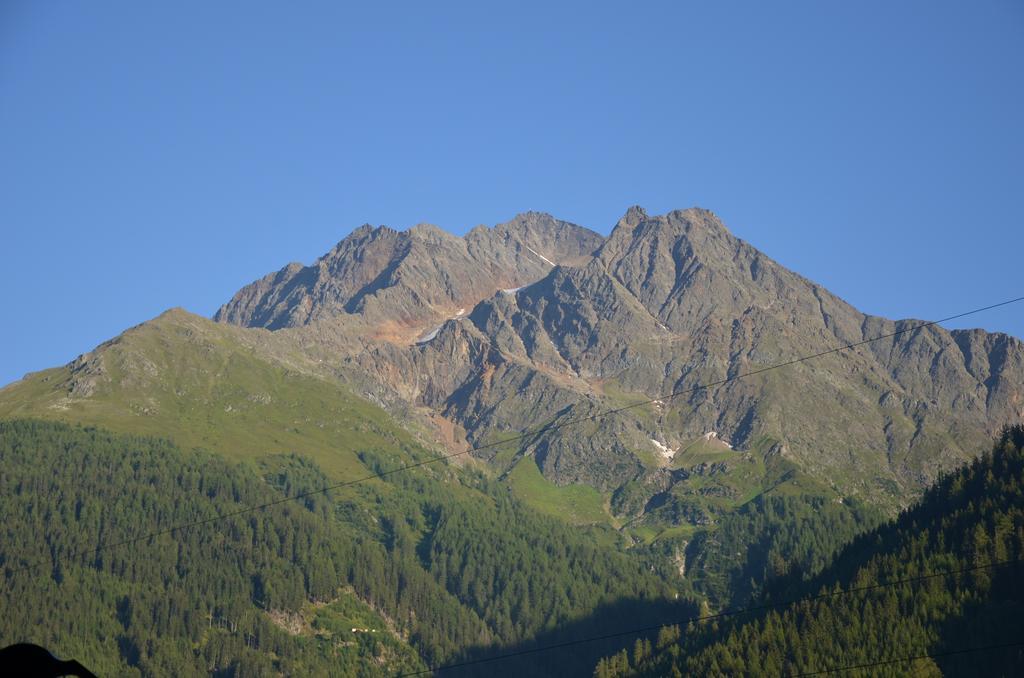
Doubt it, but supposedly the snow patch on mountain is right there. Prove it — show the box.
[416,326,442,344]
[651,438,677,460]
[702,431,733,449]
[526,246,555,266]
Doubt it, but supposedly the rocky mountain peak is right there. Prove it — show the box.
[347,222,377,237]
[216,213,604,336]
[325,206,1023,507]
[616,205,649,230]
[14,204,1024,536]
[406,222,454,240]
[483,211,603,260]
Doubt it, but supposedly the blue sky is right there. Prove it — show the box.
[2,1,1022,387]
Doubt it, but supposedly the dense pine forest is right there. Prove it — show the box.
[0,420,690,676]
[682,492,883,608]
[596,426,1024,677]
[4,419,1020,676]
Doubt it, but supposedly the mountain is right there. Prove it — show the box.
[0,308,419,479]
[217,207,1024,519]
[214,212,603,341]
[2,205,1021,674]
[601,425,1024,677]
[0,313,689,676]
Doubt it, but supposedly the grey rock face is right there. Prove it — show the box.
[217,207,1024,508]
[215,213,603,337]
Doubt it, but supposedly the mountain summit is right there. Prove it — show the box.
[214,207,1023,514]
[215,212,603,341]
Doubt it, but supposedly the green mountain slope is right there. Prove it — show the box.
[599,426,1024,677]
[8,302,1012,675]
[0,310,700,675]
[0,308,415,481]
[0,420,426,677]
[0,308,888,668]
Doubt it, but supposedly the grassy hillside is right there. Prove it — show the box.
[0,309,419,481]
[507,455,611,525]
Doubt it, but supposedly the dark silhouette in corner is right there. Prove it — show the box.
[0,644,98,678]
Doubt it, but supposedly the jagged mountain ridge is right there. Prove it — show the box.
[215,206,1023,513]
[439,209,1024,490]
[215,212,603,341]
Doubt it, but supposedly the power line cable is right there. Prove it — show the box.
[5,294,1022,578]
[398,558,1021,676]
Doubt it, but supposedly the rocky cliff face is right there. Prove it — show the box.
[217,207,1024,512]
[215,212,603,340]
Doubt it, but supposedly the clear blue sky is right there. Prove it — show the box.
[2,1,1022,387]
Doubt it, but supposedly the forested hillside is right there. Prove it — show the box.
[597,426,1024,676]
[0,420,424,676]
[0,420,691,676]
[682,492,883,608]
